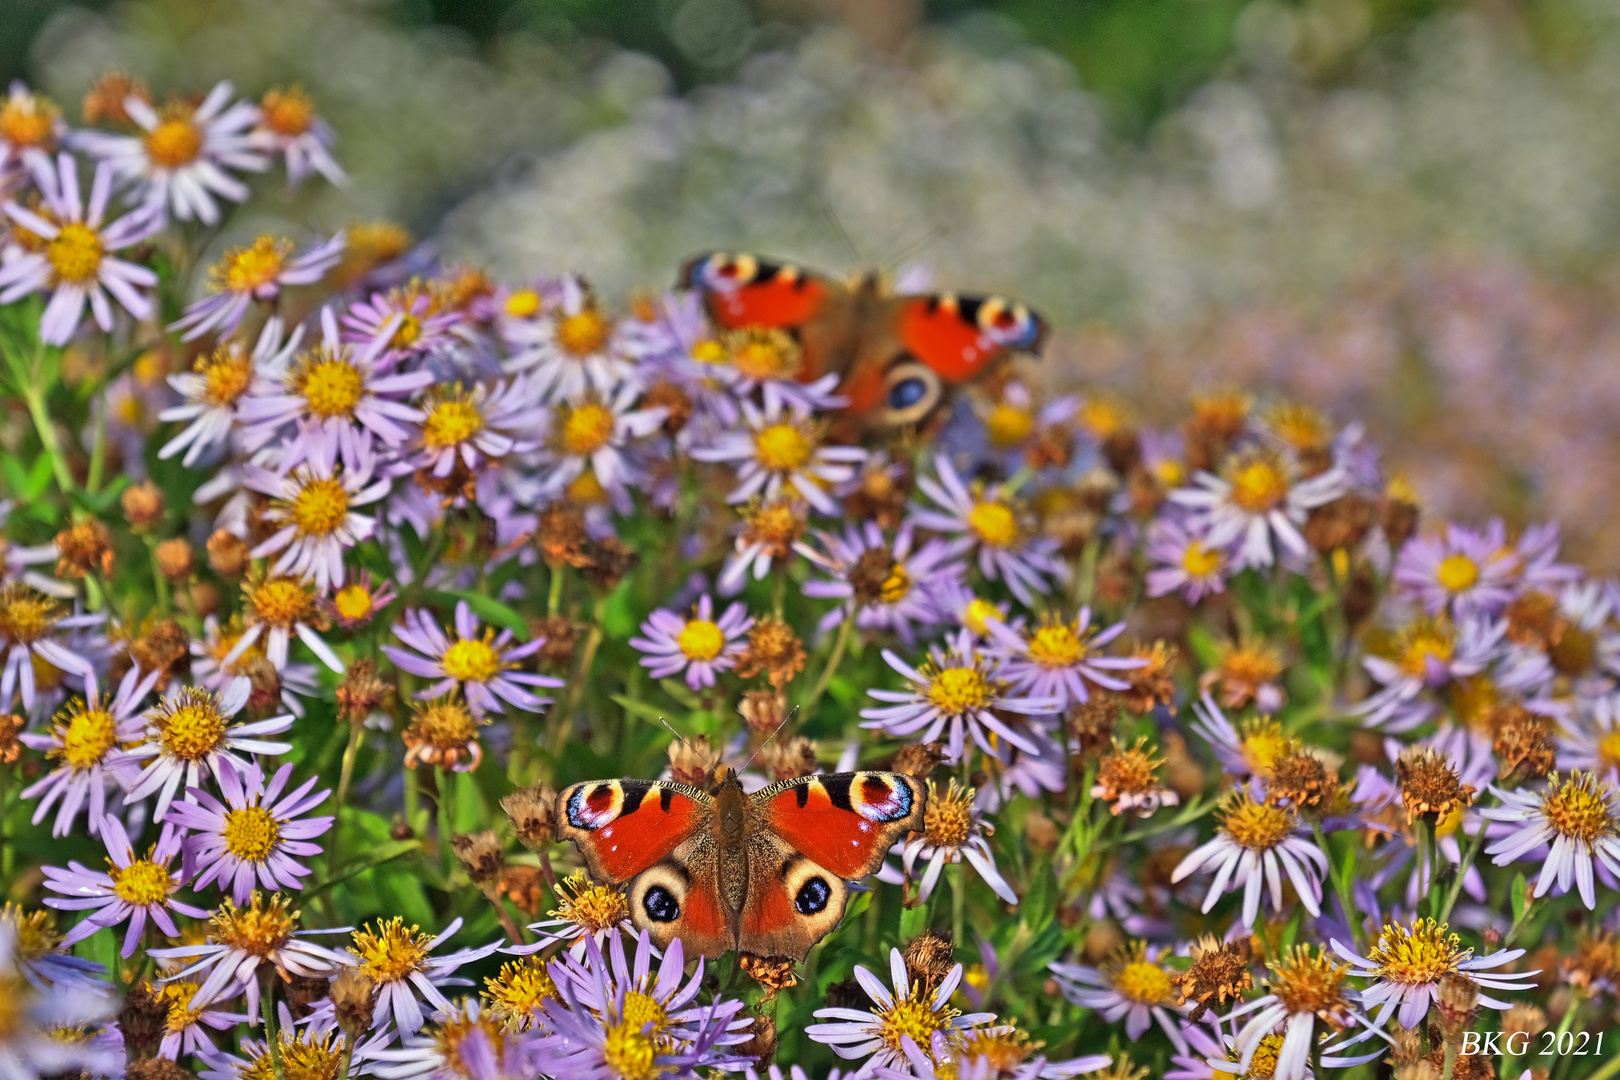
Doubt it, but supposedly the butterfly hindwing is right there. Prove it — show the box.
[554,779,712,883]
[682,252,834,331]
[752,771,926,880]
[736,828,850,961]
[627,834,735,959]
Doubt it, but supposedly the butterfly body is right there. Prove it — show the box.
[555,768,925,960]
[682,253,1047,428]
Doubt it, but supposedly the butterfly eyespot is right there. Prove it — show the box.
[878,361,942,427]
[795,877,832,915]
[643,885,680,922]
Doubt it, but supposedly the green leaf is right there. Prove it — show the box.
[429,590,530,640]
[613,694,672,725]
[600,576,639,639]
[307,839,421,895]
[658,678,701,709]
[1511,873,1529,924]
[899,897,932,940]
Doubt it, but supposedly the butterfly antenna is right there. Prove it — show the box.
[821,203,864,267]
[658,716,692,751]
[740,707,799,773]
[882,224,948,276]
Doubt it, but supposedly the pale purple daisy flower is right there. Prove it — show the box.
[983,607,1143,709]
[1168,448,1346,570]
[1393,521,1517,619]
[383,601,560,715]
[0,920,117,1080]
[250,85,347,189]
[343,282,466,369]
[1050,940,1190,1053]
[1170,791,1327,929]
[320,570,398,631]
[0,501,68,599]
[171,233,345,341]
[155,977,252,1060]
[42,815,206,957]
[1557,695,1620,779]
[876,778,1018,905]
[77,81,266,225]
[121,681,294,822]
[1508,521,1581,595]
[167,758,333,905]
[237,306,432,465]
[797,521,959,645]
[910,455,1066,607]
[19,664,158,837]
[1352,614,1502,731]
[236,570,347,672]
[0,153,159,345]
[369,999,545,1080]
[244,436,391,590]
[716,497,809,597]
[629,595,752,691]
[0,585,101,712]
[619,289,743,438]
[409,377,545,481]
[806,947,996,1080]
[1224,949,1385,1080]
[1480,771,1620,909]
[878,1029,1112,1080]
[160,317,302,467]
[691,395,866,517]
[342,916,502,1036]
[1330,919,1539,1030]
[534,383,668,514]
[502,276,635,402]
[1145,515,1231,603]
[860,629,1060,764]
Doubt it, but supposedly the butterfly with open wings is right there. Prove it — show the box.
[682,253,1048,430]
[554,767,925,961]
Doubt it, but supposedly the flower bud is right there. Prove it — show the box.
[452,830,505,887]
[55,518,114,578]
[1434,973,1479,1042]
[501,783,558,850]
[154,537,193,581]
[330,970,377,1037]
[206,529,247,576]
[121,481,164,530]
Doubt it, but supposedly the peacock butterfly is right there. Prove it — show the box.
[681,253,1048,430]
[554,767,925,961]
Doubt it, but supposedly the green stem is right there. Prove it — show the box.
[260,969,286,1080]
[949,861,965,947]
[549,599,605,758]
[802,615,853,715]
[328,721,365,880]
[336,1032,355,1080]
[22,386,73,495]
[1441,1040,1457,1080]
[772,571,786,618]
[1312,819,1364,955]
[1415,818,1432,917]
[143,535,171,616]
[1438,802,1492,925]
[547,564,565,617]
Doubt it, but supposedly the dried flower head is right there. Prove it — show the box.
[668,734,721,789]
[1562,930,1620,993]
[83,70,150,126]
[529,615,581,670]
[497,866,545,918]
[738,689,789,735]
[1090,737,1178,817]
[740,954,800,1001]
[1504,591,1568,651]
[1432,972,1479,1040]
[121,481,165,530]
[0,712,21,765]
[451,830,505,886]
[1119,640,1178,714]
[1491,704,1556,783]
[1205,637,1286,714]
[118,979,170,1059]
[536,503,592,568]
[402,693,487,771]
[735,615,806,688]
[206,529,248,576]
[501,782,558,850]
[154,538,193,581]
[1170,935,1253,1020]
[1066,694,1120,759]
[1396,746,1475,823]
[1270,748,1340,811]
[892,741,947,781]
[580,535,638,591]
[335,658,392,724]
[757,736,818,781]
[329,969,377,1037]
[55,518,114,578]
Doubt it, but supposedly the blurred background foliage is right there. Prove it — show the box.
[10,0,1620,570]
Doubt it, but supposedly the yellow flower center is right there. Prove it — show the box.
[110,858,171,906]
[152,691,228,761]
[0,589,59,644]
[554,308,612,357]
[1026,620,1085,668]
[441,637,505,683]
[621,991,669,1034]
[1219,795,1295,851]
[46,222,103,284]
[58,707,117,770]
[1436,554,1480,593]
[961,598,1000,636]
[291,355,365,420]
[290,475,350,538]
[0,94,56,148]
[390,314,422,350]
[209,894,299,957]
[422,397,485,450]
[923,781,976,847]
[985,403,1035,448]
[249,577,317,627]
[223,805,281,863]
[242,1031,342,1080]
[504,289,541,319]
[350,918,434,984]
[875,986,957,1052]
[213,236,289,294]
[676,619,725,662]
[162,981,204,1034]
[601,1021,661,1080]
[1396,618,1456,679]
[754,423,812,472]
[1364,919,1468,985]
[566,468,608,506]
[1227,455,1290,513]
[1598,731,1620,773]
[1542,773,1616,843]
[727,328,800,380]
[1243,1033,1286,1080]
[333,585,374,623]
[144,117,204,169]
[1182,540,1222,576]
[880,564,911,604]
[1551,626,1597,677]
[0,975,20,1040]
[259,87,314,136]
[196,345,255,407]
[1114,959,1173,1005]
[927,667,993,716]
[561,403,616,457]
[485,959,558,1030]
[967,501,1018,548]
[551,871,630,933]
[690,339,726,364]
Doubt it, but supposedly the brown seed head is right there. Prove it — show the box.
[118,980,170,1060]
[641,378,693,435]
[580,535,638,591]
[55,518,114,578]
[1268,946,1354,1031]
[125,618,189,690]
[403,693,486,771]
[0,713,21,765]
[1432,972,1479,1041]
[500,783,558,850]
[1562,930,1620,992]
[1491,704,1556,784]
[335,658,393,725]
[529,615,581,671]
[497,865,546,918]
[1395,746,1474,823]
[121,481,165,530]
[1066,693,1120,760]
[1501,1003,1548,1042]
[735,616,805,689]
[329,970,377,1037]
[284,972,331,1019]
[1379,482,1421,550]
[1504,592,1568,651]
[903,930,958,998]
[1170,935,1253,1021]
[1302,493,1375,554]
[154,538,193,581]
[536,504,591,568]
[843,460,911,531]
[738,689,789,735]
[451,831,505,887]
[206,529,248,576]
[893,741,947,781]
[1119,640,1179,715]
[83,71,150,126]
[1091,737,1170,816]
[739,955,799,1001]
[1271,749,1339,811]
[757,736,818,781]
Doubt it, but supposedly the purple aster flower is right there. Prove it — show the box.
[409,377,545,481]
[876,778,1018,904]
[806,947,995,1079]
[1170,791,1327,929]
[383,601,560,715]
[879,1028,1112,1080]
[797,521,959,645]
[1480,771,1620,909]
[1168,448,1346,570]
[343,916,502,1035]
[619,290,742,439]
[1224,947,1385,1080]
[250,85,347,189]
[502,276,635,402]
[19,664,158,838]
[237,306,433,465]
[0,153,160,345]
[910,455,1066,607]
[1509,521,1581,595]
[121,681,294,822]
[629,595,752,691]
[983,607,1143,709]
[860,628,1060,764]
[244,435,391,590]
[154,977,252,1060]
[1330,918,1538,1030]
[1050,940,1189,1052]
[77,80,266,225]
[171,233,345,341]
[0,918,117,1080]
[1393,521,1518,619]
[160,317,302,467]
[1353,614,1502,731]
[1145,514,1231,603]
[320,569,398,631]
[534,383,668,514]
[167,758,333,905]
[369,999,545,1080]
[690,395,865,516]
[0,584,101,712]
[42,815,206,957]
[343,281,466,369]
[237,570,347,673]
[717,497,808,597]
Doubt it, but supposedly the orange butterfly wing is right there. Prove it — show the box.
[554,779,711,883]
[681,253,833,331]
[752,772,925,879]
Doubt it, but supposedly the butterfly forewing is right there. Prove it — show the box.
[554,778,712,883]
